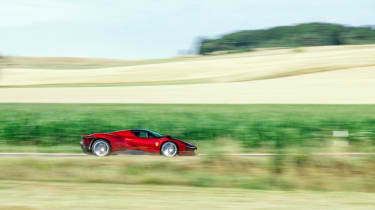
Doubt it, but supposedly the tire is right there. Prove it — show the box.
[92,139,111,157]
[160,142,178,157]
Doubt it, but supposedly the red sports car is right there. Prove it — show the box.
[80,129,197,157]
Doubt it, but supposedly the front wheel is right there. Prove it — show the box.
[161,142,178,157]
[92,139,111,157]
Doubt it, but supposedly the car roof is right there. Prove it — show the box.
[130,129,152,132]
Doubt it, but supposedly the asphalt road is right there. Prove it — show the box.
[0,152,374,158]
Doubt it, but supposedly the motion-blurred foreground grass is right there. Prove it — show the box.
[1,155,375,192]
[1,103,375,153]
[2,180,375,210]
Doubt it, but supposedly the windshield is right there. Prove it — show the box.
[148,130,164,138]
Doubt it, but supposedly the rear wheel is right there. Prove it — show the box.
[161,142,178,157]
[92,139,111,157]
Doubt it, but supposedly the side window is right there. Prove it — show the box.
[132,131,149,138]
[147,132,156,138]
[139,131,148,138]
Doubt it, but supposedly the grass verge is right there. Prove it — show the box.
[1,155,375,192]
[1,180,375,210]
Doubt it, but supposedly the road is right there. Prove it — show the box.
[0,152,374,158]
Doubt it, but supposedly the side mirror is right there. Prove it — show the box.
[165,134,172,139]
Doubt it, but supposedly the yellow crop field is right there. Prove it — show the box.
[1,45,375,104]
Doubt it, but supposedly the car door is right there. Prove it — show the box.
[136,131,160,153]
[124,130,147,151]
[126,130,160,153]
[129,130,151,152]
[143,131,160,153]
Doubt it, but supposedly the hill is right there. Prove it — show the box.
[199,23,375,54]
[1,45,375,104]
[1,45,375,87]
[1,56,193,69]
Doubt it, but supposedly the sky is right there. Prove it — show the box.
[1,0,375,59]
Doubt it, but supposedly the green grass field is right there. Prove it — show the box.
[1,103,375,153]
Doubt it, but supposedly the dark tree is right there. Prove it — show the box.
[199,23,375,54]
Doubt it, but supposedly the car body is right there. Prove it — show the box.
[80,129,197,157]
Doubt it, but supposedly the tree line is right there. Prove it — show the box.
[199,22,375,54]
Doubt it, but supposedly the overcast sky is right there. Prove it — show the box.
[1,0,374,59]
